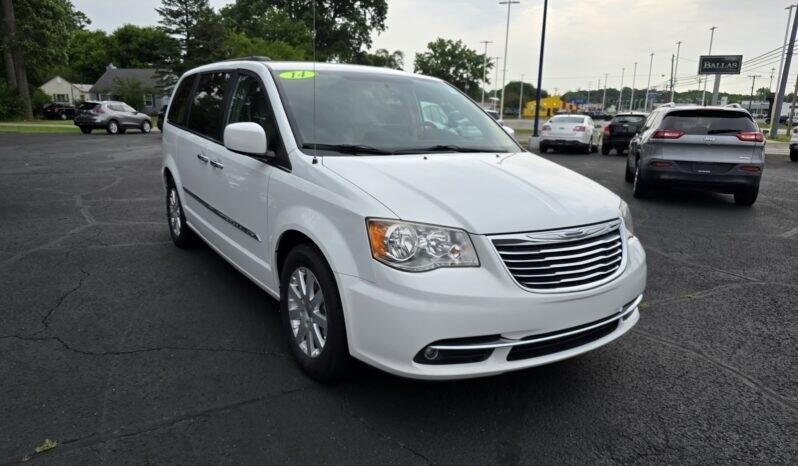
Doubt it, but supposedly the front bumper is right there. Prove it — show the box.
[337,235,647,380]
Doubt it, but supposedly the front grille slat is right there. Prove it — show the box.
[491,220,625,293]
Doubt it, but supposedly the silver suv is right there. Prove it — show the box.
[74,101,153,135]
[625,104,764,206]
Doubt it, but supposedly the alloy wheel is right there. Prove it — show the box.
[287,267,327,358]
[168,188,182,236]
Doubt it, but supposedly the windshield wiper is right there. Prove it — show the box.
[301,143,393,155]
[707,129,742,134]
[393,145,508,154]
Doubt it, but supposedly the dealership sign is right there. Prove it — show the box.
[698,55,743,75]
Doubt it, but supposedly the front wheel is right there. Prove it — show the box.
[79,127,92,134]
[166,182,196,248]
[60,113,67,120]
[280,244,352,381]
[734,187,758,206]
[790,149,798,162]
[601,145,610,155]
[141,121,152,134]
[632,163,650,198]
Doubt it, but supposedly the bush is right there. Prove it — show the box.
[31,89,50,118]
[0,80,23,120]
[111,77,152,112]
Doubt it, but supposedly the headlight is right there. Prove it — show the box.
[367,219,479,272]
[619,200,634,237]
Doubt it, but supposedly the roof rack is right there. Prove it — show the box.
[221,56,271,62]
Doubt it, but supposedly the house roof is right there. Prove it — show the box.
[90,68,161,93]
[73,84,92,93]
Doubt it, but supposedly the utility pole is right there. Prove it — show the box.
[586,81,591,109]
[644,53,654,112]
[769,67,776,93]
[669,54,675,102]
[518,74,525,118]
[671,41,682,102]
[630,62,638,111]
[774,5,796,125]
[748,75,761,111]
[602,73,608,109]
[479,40,492,108]
[771,5,798,138]
[498,0,519,119]
[492,56,501,111]
[532,0,548,137]
[702,26,717,106]
[618,67,625,112]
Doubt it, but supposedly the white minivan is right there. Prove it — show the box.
[161,59,647,380]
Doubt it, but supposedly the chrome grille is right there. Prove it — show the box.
[491,219,626,293]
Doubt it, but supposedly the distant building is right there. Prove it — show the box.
[89,64,169,115]
[38,76,92,105]
[523,96,577,118]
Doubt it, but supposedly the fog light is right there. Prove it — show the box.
[422,347,439,360]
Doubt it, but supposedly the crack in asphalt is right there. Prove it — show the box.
[1,386,316,465]
[34,267,89,335]
[644,246,759,283]
[630,329,798,416]
[0,334,284,359]
[339,392,435,465]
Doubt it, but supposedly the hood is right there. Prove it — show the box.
[323,152,621,235]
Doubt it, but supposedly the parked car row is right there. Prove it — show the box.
[43,102,76,120]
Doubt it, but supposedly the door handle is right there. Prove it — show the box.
[210,160,224,169]
[197,154,209,163]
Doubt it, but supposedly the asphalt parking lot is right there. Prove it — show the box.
[1,133,796,463]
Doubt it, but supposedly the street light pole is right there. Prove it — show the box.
[618,67,625,112]
[499,0,519,119]
[586,81,591,109]
[602,73,608,110]
[771,4,798,138]
[669,54,675,102]
[644,52,654,112]
[774,5,796,123]
[518,73,525,118]
[480,40,492,108]
[493,56,501,110]
[671,41,682,102]
[702,26,716,106]
[532,0,548,137]
[630,62,638,111]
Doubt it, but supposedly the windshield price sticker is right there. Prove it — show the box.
[279,71,316,80]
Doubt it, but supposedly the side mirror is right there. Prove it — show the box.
[502,125,515,137]
[224,122,269,157]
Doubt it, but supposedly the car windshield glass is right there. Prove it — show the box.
[661,110,757,135]
[274,69,519,154]
[613,115,645,124]
[549,116,584,124]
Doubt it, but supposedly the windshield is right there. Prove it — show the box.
[549,116,584,124]
[274,69,519,154]
[661,110,757,135]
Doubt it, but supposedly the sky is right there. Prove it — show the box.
[72,0,793,95]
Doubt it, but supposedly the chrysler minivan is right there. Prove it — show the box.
[161,59,647,380]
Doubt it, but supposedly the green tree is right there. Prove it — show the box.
[353,49,404,70]
[111,77,153,112]
[109,25,179,69]
[414,39,489,98]
[156,0,227,84]
[220,4,311,53]
[219,0,387,62]
[61,29,111,83]
[223,32,305,60]
[501,81,546,113]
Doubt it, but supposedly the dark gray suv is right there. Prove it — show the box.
[74,101,153,135]
[625,104,764,206]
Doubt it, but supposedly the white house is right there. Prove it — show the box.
[38,76,92,104]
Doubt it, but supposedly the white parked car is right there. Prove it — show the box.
[161,59,647,380]
[539,114,600,154]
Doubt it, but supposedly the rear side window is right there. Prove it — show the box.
[188,72,231,141]
[661,110,757,135]
[78,103,99,112]
[167,75,195,127]
[613,115,645,124]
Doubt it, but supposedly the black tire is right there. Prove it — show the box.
[166,181,197,248]
[791,150,798,162]
[60,113,67,120]
[583,143,591,154]
[79,127,92,134]
[632,162,649,198]
[625,159,635,183]
[280,244,352,381]
[106,120,120,135]
[141,120,152,134]
[601,145,610,156]
[734,187,758,206]
[539,143,548,154]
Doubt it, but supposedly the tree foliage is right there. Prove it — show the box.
[111,77,154,111]
[223,32,305,60]
[353,49,404,70]
[156,0,227,81]
[414,39,489,99]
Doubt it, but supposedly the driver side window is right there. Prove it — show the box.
[227,73,279,149]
